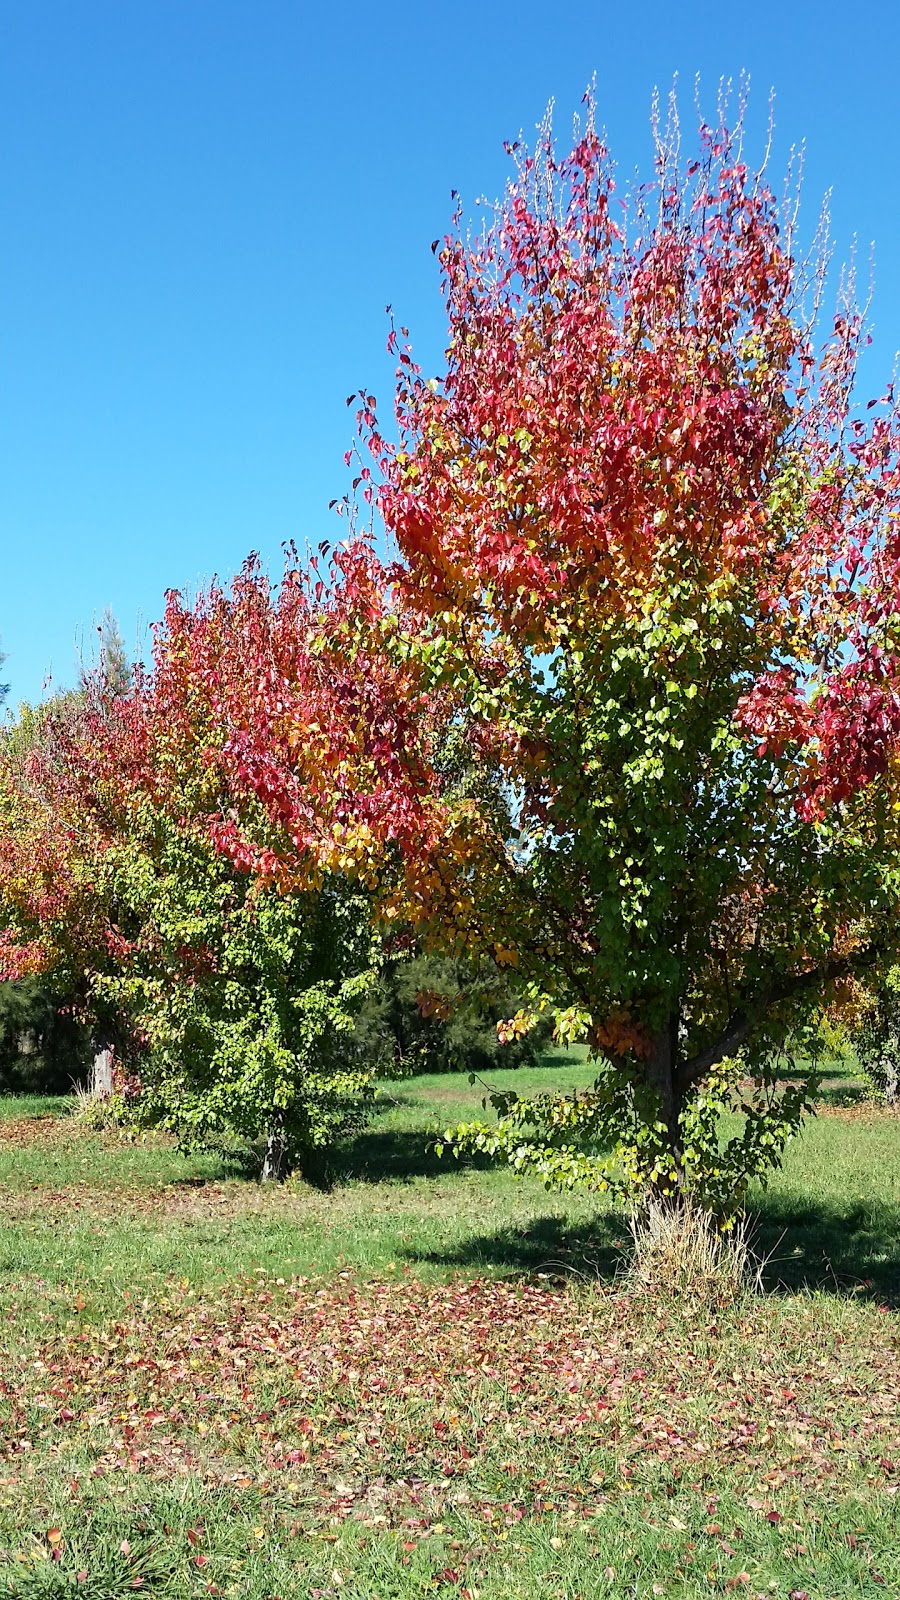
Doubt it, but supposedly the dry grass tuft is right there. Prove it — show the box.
[628,1195,760,1302]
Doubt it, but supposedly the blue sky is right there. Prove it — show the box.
[2,1,899,705]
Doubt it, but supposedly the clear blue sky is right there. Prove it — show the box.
[2,1,899,705]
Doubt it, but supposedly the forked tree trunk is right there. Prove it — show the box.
[261,1117,291,1183]
[644,1016,684,1196]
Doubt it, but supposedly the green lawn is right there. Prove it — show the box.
[0,1061,898,1598]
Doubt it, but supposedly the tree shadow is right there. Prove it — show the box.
[325,1125,494,1185]
[168,1144,263,1183]
[397,1197,900,1306]
[749,1192,900,1306]
[815,1081,869,1109]
[402,1212,629,1282]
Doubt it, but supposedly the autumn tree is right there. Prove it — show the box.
[338,96,900,1210]
[1,614,132,1088]
[7,94,900,1215]
[0,571,382,1179]
[0,693,107,994]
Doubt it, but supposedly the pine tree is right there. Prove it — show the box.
[97,610,130,696]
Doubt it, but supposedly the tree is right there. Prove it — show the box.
[0,696,107,991]
[0,573,381,1178]
[846,970,900,1106]
[353,948,552,1076]
[338,96,900,1211]
[0,689,130,1093]
[97,609,131,696]
[0,974,90,1094]
[88,796,376,1180]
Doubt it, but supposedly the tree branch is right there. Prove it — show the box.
[676,943,884,1091]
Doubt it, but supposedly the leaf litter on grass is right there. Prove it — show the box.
[0,1120,71,1151]
[1,1275,898,1596]
[1,1077,899,1596]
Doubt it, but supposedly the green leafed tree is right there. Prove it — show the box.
[353,949,553,1076]
[89,804,377,1179]
[847,971,900,1107]
[96,608,131,696]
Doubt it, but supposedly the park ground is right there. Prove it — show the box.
[0,1056,897,1598]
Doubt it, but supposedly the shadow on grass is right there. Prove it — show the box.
[815,1082,869,1109]
[158,1111,483,1190]
[165,1145,264,1183]
[326,1125,494,1185]
[749,1193,900,1306]
[398,1195,900,1305]
[403,1211,629,1282]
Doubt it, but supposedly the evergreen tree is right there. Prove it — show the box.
[97,610,131,696]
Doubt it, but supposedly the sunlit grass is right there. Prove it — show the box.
[0,1060,898,1596]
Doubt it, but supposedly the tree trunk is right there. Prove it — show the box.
[885,1053,899,1107]
[261,1118,291,1183]
[92,1047,114,1097]
[644,1015,684,1195]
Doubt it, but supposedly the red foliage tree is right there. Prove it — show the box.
[0,559,413,1172]
[345,97,900,1206]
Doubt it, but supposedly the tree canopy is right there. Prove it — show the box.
[0,573,381,1175]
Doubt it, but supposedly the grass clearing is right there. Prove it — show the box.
[0,1060,898,1597]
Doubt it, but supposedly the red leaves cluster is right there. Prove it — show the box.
[368,124,801,640]
[0,707,117,982]
[155,547,448,887]
[0,541,459,985]
[359,105,900,829]
[741,655,900,820]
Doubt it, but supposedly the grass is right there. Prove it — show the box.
[0,1057,898,1597]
